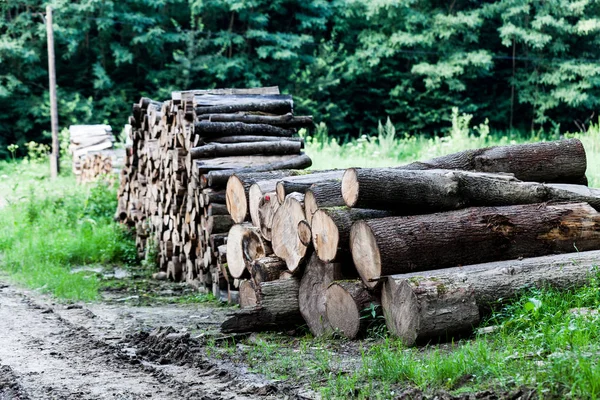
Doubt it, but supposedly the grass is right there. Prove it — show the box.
[0,160,137,301]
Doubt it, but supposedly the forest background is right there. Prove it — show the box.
[2,0,600,157]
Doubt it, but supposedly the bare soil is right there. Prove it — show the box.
[0,275,314,400]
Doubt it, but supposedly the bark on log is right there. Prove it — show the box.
[221,278,303,333]
[204,154,312,187]
[350,202,600,289]
[326,280,381,339]
[304,181,345,225]
[271,194,308,272]
[198,113,313,128]
[342,168,600,212]
[204,135,304,145]
[381,276,479,346]
[190,140,302,159]
[195,154,305,172]
[399,138,587,184]
[312,207,394,263]
[299,253,343,337]
[251,256,288,284]
[274,171,344,204]
[195,96,293,116]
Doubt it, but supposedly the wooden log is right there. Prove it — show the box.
[271,194,308,272]
[381,276,479,346]
[311,207,394,263]
[251,256,288,284]
[194,95,293,116]
[195,154,305,173]
[342,168,600,212]
[190,140,302,159]
[256,191,280,241]
[205,135,304,145]
[299,253,343,337]
[297,220,312,247]
[221,278,303,333]
[207,203,229,216]
[194,121,295,138]
[399,138,587,184]
[204,154,312,188]
[304,181,345,225]
[226,224,270,279]
[350,202,600,289]
[274,171,344,204]
[239,280,258,308]
[326,280,381,339]
[198,113,313,128]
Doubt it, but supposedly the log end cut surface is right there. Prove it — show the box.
[271,197,308,272]
[226,175,247,224]
[325,283,361,339]
[350,220,381,289]
[312,209,340,263]
[342,168,359,207]
[381,278,420,346]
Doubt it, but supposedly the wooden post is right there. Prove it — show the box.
[46,6,60,178]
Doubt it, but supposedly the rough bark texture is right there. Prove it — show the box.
[326,280,381,339]
[221,278,303,333]
[271,195,308,272]
[399,138,587,184]
[198,113,313,128]
[251,256,288,284]
[342,168,600,212]
[299,253,343,337]
[274,171,344,204]
[381,276,479,346]
[312,207,394,263]
[190,140,301,159]
[388,250,600,306]
[350,202,600,289]
[203,135,304,144]
[194,94,293,116]
[304,180,345,225]
[203,154,312,187]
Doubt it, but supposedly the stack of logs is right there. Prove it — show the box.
[115,87,313,298]
[221,138,600,345]
[77,149,125,184]
[69,124,124,182]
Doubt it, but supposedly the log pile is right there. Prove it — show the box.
[115,87,313,298]
[220,138,600,345]
[77,149,125,184]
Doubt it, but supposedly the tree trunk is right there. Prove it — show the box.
[304,180,345,225]
[342,168,600,212]
[271,194,308,273]
[198,112,313,128]
[195,96,293,116]
[221,278,303,333]
[299,253,343,337]
[297,220,312,247]
[190,140,301,159]
[226,224,269,279]
[350,202,600,289]
[251,256,288,284]
[194,121,295,138]
[326,280,381,339]
[381,276,479,347]
[203,154,312,187]
[255,191,280,241]
[312,207,394,263]
[274,171,344,204]
[202,135,304,145]
[194,154,307,173]
[399,138,587,184]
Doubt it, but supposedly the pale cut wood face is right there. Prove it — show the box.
[342,168,359,207]
[326,284,360,339]
[350,220,381,289]
[311,210,339,263]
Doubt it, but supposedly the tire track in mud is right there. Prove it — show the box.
[0,283,310,400]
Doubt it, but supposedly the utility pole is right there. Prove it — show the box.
[46,5,60,178]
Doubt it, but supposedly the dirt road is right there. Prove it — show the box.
[0,280,310,400]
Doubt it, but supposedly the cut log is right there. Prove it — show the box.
[226,224,268,279]
[195,154,305,172]
[326,280,381,339]
[190,140,302,159]
[350,202,600,289]
[274,171,344,204]
[239,280,258,309]
[199,113,313,128]
[194,95,293,116]
[342,168,600,212]
[304,180,345,225]
[299,253,343,337]
[204,154,312,187]
[381,276,479,346]
[204,135,304,144]
[297,220,312,247]
[271,194,308,272]
[251,256,288,284]
[399,138,587,184]
[256,191,280,241]
[221,278,303,333]
[312,207,394,263]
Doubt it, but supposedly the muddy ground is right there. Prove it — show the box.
[0,269,535,400]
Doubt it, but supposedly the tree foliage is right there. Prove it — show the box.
[1,0,600,156]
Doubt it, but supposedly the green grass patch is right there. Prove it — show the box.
[0,160,137,301]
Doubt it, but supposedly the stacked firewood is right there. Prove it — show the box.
[221,138,600,344]
[69,125,115,175]
[115,87,313,296]
[77,149,125,184]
